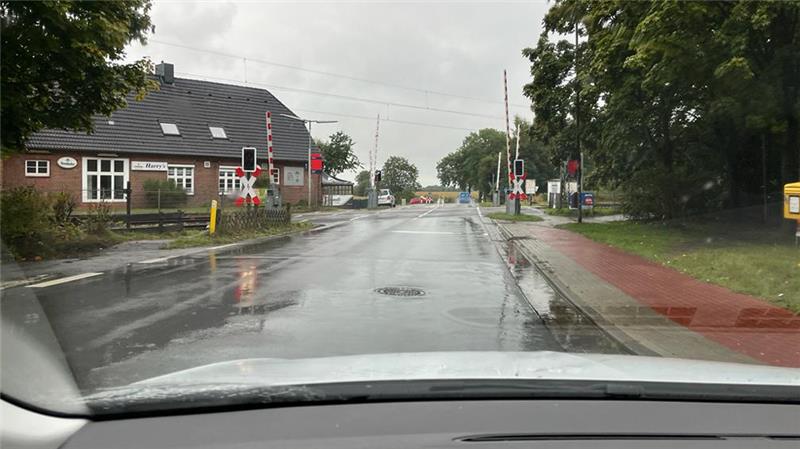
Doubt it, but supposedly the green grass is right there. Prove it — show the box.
[544,206,621,217]
[560,221,800,312]
[166,222,313,249]
[487,212,544,222]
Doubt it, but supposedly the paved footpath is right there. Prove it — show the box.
[496,216,800,368]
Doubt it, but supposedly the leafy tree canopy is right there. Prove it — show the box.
[381,156,420,198]
[1,0,157,152]
[354,169,371,197]
[317,131,361,176]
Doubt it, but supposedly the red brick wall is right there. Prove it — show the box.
[1,151,319,208]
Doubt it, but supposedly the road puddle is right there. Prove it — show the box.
[503,240,631,355]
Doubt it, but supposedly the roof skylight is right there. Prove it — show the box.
[160,122,180,135]
[209,126,227,139]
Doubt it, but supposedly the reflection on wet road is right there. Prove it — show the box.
[2,204,627,392]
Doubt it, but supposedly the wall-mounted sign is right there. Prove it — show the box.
[284,166,304,186]
[57,157,77,169]
[132,161,168,171]
[203,161,211,168]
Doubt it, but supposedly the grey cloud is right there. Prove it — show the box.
[126,1,547,185]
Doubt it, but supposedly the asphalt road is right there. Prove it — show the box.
[2,204,628,392]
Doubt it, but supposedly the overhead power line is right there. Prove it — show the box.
[293,108,476,132]
[177,71,508,120]
[148,39,530,109]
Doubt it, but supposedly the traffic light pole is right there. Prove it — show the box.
[575,17,583,224]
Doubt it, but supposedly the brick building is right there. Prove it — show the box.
[0,63,321,207]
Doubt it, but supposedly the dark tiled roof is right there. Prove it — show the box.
[27,77,312,162]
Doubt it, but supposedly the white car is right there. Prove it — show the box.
[377,189,396,207]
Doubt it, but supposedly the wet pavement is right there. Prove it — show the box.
[2,204,627,392]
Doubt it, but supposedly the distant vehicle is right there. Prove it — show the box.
[458,192,471,204]
[378,189,396,207]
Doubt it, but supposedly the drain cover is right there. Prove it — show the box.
[375,286,426,297]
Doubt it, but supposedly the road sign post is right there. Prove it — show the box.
[236,147,262,207]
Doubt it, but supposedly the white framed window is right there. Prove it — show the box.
[160,122,180,135]
[167,164,195,195]
[209,126,227,139]
[82,157,129,202]
[25,160,50,177]
[219,166,241,194]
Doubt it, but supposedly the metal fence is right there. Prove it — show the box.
[12,184,291,233]
[217,206,291,235]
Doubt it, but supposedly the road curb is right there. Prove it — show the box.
[176,220,345,259]
[494,221,658,357]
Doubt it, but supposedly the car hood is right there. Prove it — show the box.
[135,351,800,387]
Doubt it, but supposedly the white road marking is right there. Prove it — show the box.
[138,257,169,264]
[415,206,439,219]
[28,272,103,288]
[477,206,483,217]
[391,230,456,235]
[349,214,367,221]
[210,244,237,250]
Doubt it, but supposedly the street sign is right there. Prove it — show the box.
[241,147,257,172]
[311,153,323,174]
[235,165,262,206]
[508,159,527,201]
[581,192,595,209]
[525,179,537,194]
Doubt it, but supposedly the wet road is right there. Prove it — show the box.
[2,204,627,392]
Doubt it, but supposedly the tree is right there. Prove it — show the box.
[436,129,506,197]
[381,156,420,199]
[317,131,361,176]
[354,170,371,196]
[1,1,157,152]
[524,0,800,220]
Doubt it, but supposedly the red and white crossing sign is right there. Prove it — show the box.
[235,165,262,206]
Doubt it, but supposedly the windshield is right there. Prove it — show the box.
[1,0,799,418]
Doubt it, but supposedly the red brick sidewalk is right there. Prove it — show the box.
[528,226,800,367]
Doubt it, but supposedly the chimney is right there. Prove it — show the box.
[155,62,174,84]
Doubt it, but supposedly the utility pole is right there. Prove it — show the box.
[575,16,583,224]
[368,114,380,209]
[762,134,767,224]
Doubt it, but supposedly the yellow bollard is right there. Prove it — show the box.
[209,200,218,235]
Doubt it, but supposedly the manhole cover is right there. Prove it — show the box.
[375,287,426,297]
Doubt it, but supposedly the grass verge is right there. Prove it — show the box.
[166,222,313,249]
[559,221,800,313]
[487,212,544,222]
[544,206,621,217]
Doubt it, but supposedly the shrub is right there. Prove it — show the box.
[0,187,53,258]
[84,202,114,235]
[142,179,188,209]
[50,191,76,225]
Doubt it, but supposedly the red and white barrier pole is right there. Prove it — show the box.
[266,111,275,184]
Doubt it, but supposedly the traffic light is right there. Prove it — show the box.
[375,170,382,182]
[514,159,525,178]
[241,147,257,172]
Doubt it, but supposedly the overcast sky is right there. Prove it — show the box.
[124,1,550,186]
